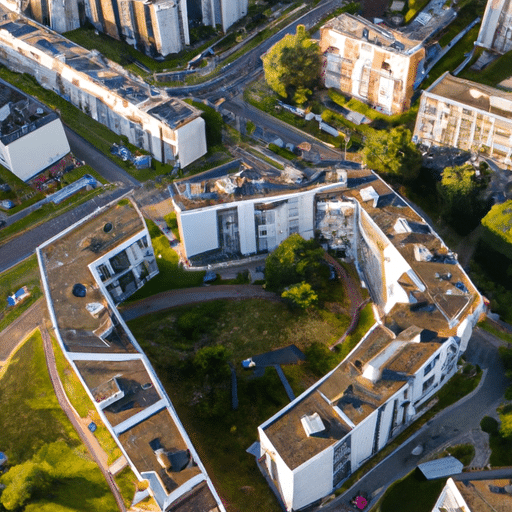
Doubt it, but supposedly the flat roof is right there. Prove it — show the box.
[418,456,463,479]
[455,478,512,511]
[263,324,443,469]
[0,8,200,126]
[117,408,202,496]
[166,481,221,512]
[427,73,512,121]
[322,13,422,53]
[40,201,144,353]
[74,359,162,427]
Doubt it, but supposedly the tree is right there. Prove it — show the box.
[0,461,52,510]
[362,127,421,182]
[282,282,318,309]
[437,164,488,234]
[262,25,321,105]
[265,234,328,291]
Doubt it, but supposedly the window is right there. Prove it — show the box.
[97,264,111,282]
[423,354,440,376]
[289,207,299,218]
[422,374,435,394]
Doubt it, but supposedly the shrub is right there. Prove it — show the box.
[480,415,499,434]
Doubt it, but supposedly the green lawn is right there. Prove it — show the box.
[378,469,446,512]
[127,272,366,512]
[460,49,512,87]
[50,335,122,466]
[0,255,42,333]
[0,332,117,511]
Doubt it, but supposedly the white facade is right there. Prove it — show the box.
[175,186,329,259]
[0,115,70,181]
[476,0,512,53]
[0,11,207,167]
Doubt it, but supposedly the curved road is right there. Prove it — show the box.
[119,284,280,321]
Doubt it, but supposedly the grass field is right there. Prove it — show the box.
[377,469,446,512]
[0,332,117,511]
[127,276,366,512]
[0,255,42,333]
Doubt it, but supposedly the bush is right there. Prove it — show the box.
[480,416,499,434]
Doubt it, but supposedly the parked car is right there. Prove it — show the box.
[203,271,217,284]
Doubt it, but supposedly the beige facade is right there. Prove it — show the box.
[320,14,425,115]
[476,0,512,53]
[413,72,512,167]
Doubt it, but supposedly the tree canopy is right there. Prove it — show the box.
[265,234,328,291]
[262,25,321,105]
[437,164,489,234]
[362,127,422,182]
[282,282,318,309]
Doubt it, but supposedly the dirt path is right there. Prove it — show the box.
[40,326,126,512]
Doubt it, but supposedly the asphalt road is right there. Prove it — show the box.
[222,96,342,161]
[166,0,343,98]
[317,327,509,511]
[63,126,141,187]
[0,186,131,273]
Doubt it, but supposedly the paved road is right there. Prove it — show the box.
[316,327,509,511]
[0,298,45,362]
[0,186,131,273]
[223,96,342,161]
[119,284,280,321]
[166,0,343,98]
[64,126,141,187]
[40,326,127,512]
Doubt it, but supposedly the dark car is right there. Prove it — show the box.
[203,271,218,284]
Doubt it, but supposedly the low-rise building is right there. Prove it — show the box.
[413,72,512,167]
[0,77,69,181]
[0,8,207,168]
[476,0,512,54]
[37,198,225,511]
[319,13,425,115]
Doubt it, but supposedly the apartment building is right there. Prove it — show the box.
[476,0,512,54]
[319,13,425,115]
[254,171,482,511]
[37,198,225,512]
[413,72,512,167]
[0,77,70,181]
[0,8,207,167]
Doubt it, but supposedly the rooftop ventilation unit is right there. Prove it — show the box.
[301,413,325,437]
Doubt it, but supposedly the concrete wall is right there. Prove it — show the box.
[179,207,219,258]
[292,447,334,511]
[0,117,70,181]
[175,116,207,168]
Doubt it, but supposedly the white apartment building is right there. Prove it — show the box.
[0,8,207,168]
[0,78,70,180]
[37,198,225,512]
[476,0,512,54]
[413,72,512,168]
